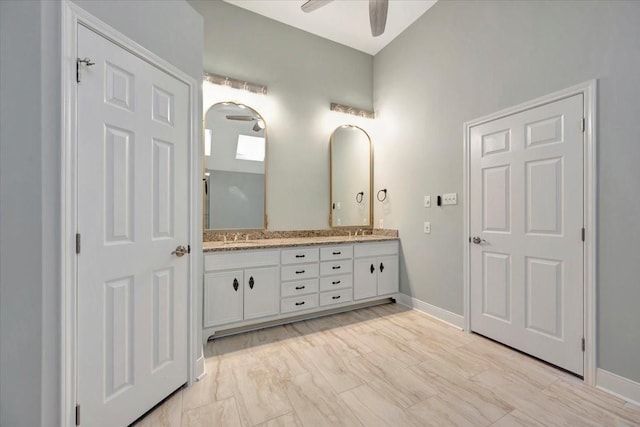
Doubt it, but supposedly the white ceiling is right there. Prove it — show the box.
[222,0,437,55]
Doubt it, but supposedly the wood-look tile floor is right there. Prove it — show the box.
[135,303,640,426]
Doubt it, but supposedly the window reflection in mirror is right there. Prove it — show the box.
[203,102,266,230]
[330,125,372,227]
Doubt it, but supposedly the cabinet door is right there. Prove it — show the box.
[377,255,399,295]
[244,266,280,320]
[204,270,243,327]
[354,257,377,300]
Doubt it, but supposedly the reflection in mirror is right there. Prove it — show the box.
[203,102,266,230]
[330,125,372,227]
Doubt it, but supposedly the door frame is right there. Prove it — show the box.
[462,80,597,385]
[60,2,202,425]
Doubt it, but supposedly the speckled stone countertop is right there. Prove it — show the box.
[203,229,399,253]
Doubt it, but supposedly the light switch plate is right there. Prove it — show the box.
[424,195,431,208]
[442,193,457,205]
[423,221,431,234]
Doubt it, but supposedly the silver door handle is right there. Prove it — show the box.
[472,237,486,245]
[171,245,188,257]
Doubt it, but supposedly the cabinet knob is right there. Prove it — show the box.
[233,278,239,291]
[379,262,384,272]
[370,264,375,274]
[249,276,255,289]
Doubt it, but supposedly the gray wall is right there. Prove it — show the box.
[189,0,373,230]
[0,1,202,425]
[0,2,59,425]
[373,0,640,383]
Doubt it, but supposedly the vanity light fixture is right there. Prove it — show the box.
[330,102,375,119]
[204,72,267,95]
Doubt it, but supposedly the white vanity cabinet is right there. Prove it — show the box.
[204,250,280,328]
[203,238,399,340]
[353,241,399,300]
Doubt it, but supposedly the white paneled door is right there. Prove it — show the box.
[470,94,584,375]
[77,25,189,426]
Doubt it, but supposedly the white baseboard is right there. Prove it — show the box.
[596,368,640,406]
[395,293,464,330]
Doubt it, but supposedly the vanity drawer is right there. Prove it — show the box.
[281,278,318,298]
[281,263,319,281]
[353,241,399,258]
[320,289,353,307]
[320,259,352,276]
[320,245,353,261]
[205,250,279,272]
[281,294,319,314]
[281,247,319,265]
[319,274,352,292]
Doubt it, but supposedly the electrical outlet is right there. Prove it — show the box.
[424,195,431,208]
[442,193,457,205]
[423,221,431,234]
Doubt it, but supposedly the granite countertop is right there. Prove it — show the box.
[203,234,398,253]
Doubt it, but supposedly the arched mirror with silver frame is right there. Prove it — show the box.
[330,125,372,227]
[203,102,266,230]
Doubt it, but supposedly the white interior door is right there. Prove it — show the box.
[77,24,189,426]
[470,94,584,375]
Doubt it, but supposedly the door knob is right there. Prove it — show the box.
[171,245,188,257]
[472,237,486,245]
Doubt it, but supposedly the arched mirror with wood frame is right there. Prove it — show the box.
[329,125,372,227]
[203,102,267,230]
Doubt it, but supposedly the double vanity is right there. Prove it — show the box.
[202,232,399,341]
[201,98,396,341]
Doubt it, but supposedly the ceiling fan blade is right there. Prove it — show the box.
[301,0,334,13]
[369,0,388,37]
[226,115,256,121]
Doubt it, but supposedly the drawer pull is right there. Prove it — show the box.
[332,265,341,270]
[233,278,239,292]
[332,280,341,285]
[295,301,305,306]
[249,276,255,289]
[332,251,341,255]
[370,264,375,274]
[332,295,341,300]
[295,254,305,258]
[380,262,385,272]
[295,270,306,274]
[295,285,306,290]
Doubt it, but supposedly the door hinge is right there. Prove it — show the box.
[581,227,586,242]
[75,233,81,254]
[581,117,586,132]
[76,57,95,83]
[581,338,586,352]
[75,404,80,426]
